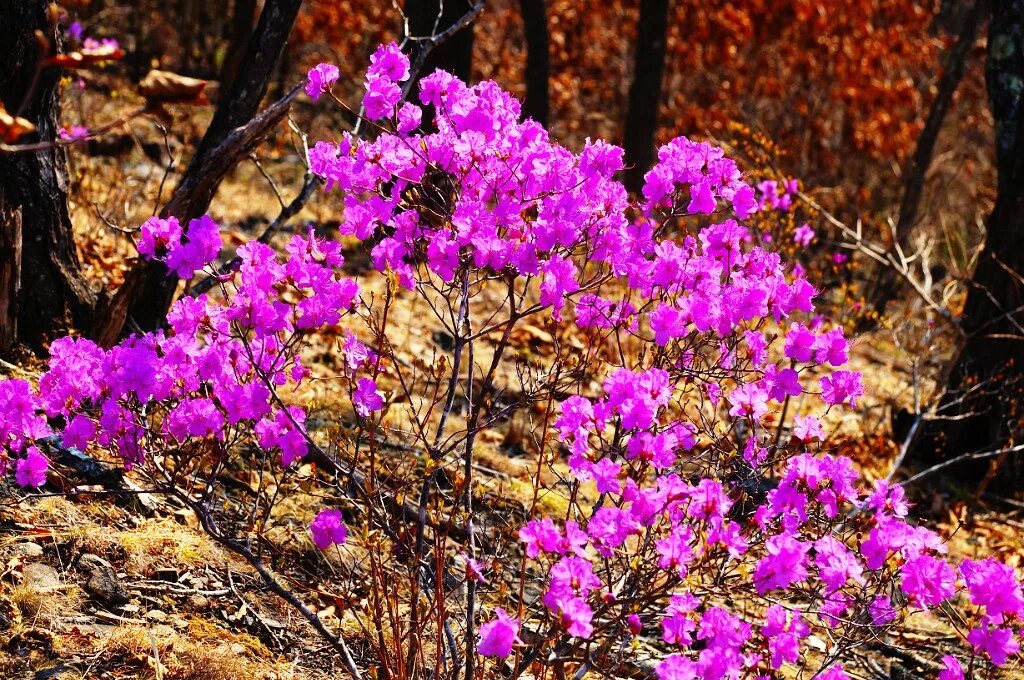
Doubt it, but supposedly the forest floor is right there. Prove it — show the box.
[2,81,1023,679]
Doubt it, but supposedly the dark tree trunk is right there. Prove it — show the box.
[929,1,1024,483]
[519,0,549,126]
[0,1,95,350]
[222,0,258,88]
[0,198,22,355]
[869,0,985,316]
[98,0,302,339]
[624,0,670,194]
[406,0,476,85]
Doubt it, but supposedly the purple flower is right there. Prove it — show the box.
[306,63,340,102]
[137,216,182,259]
[59,125,89,141]
[967,621,1019,666]
[900,554,955,608]
[352,377,384,417]
[310,508,347,550]
[15,446,48,488]
[477,608,520,657]
[367,42,410,82]
[820,371,863,408]
[753,534,809,594]
[793,223,815,247]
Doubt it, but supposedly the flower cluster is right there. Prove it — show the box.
[2,42,1018,678]
[1,221,383,494]
[298,42,1024,675]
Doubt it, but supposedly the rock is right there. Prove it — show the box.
[153,567,178,582]
[78,553,129,605]
[11,542,43,559]
[187,594,210,611]
[22,563,61,592]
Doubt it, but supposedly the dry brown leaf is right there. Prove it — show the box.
[138,69,210,106]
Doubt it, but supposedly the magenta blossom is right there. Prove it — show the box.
[477,608,520,657]
[310,508,347,550]
[15,446,48,488]
[306,63,340,102]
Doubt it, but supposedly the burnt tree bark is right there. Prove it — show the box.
[624,0,670,194]
[928,1,1024,481]
[519,0,549,126]
[869,0,985,316]
[405,0,476,86]
[0,199,22,354]
[99,0,302,339]
[0,1,95,350]
[222,0,259,88]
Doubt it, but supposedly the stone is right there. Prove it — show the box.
[10,542,43,558]
[22,563,61,592]
[78,553,129,605]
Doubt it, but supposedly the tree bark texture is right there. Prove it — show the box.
[519,0,550,126]
[624,0,670,194]
[0,1,95,349]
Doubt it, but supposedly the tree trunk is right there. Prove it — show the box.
[0,1,95,350]
[519,0,549,126]
[623,0,670,194]
[0,198,22,355]
[868,0,985,317]
[222,0,259,88]
[930,1,1024,482]
[97,0,302,339]
[405,0,476,85]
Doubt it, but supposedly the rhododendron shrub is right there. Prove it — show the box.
[3,43,1021,678]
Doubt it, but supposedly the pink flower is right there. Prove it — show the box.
[171,215,222,279]
[938,655,964,680]
[559,596,594,638]
[306,63,340,102]
[15,446,48,488]
[310,509,347,549]
[813,328,849,366]
[817,664,849,680]
[820,371,863,408]
[367,42,410,82]
[353,377,384,417]
[656,526,694,577]
[461,553,486,583]
[967,621,1020,665]
[900,554,955,608]
[656,654,698,680]
[137,216,182,259]
[588,457,622,494]
[59,125,89,141]
[477,608,520,657]
[793,223,815,246]
[783,322,815,362]
[792,414,825,442]
[727,382,768,421]
[762,604,809,669]
[519,517,562,558]
[364,75,402,120]
[627,613,643,636]
[960,557,1024,622]
[753,534,809,594]
[869,595,897,626]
